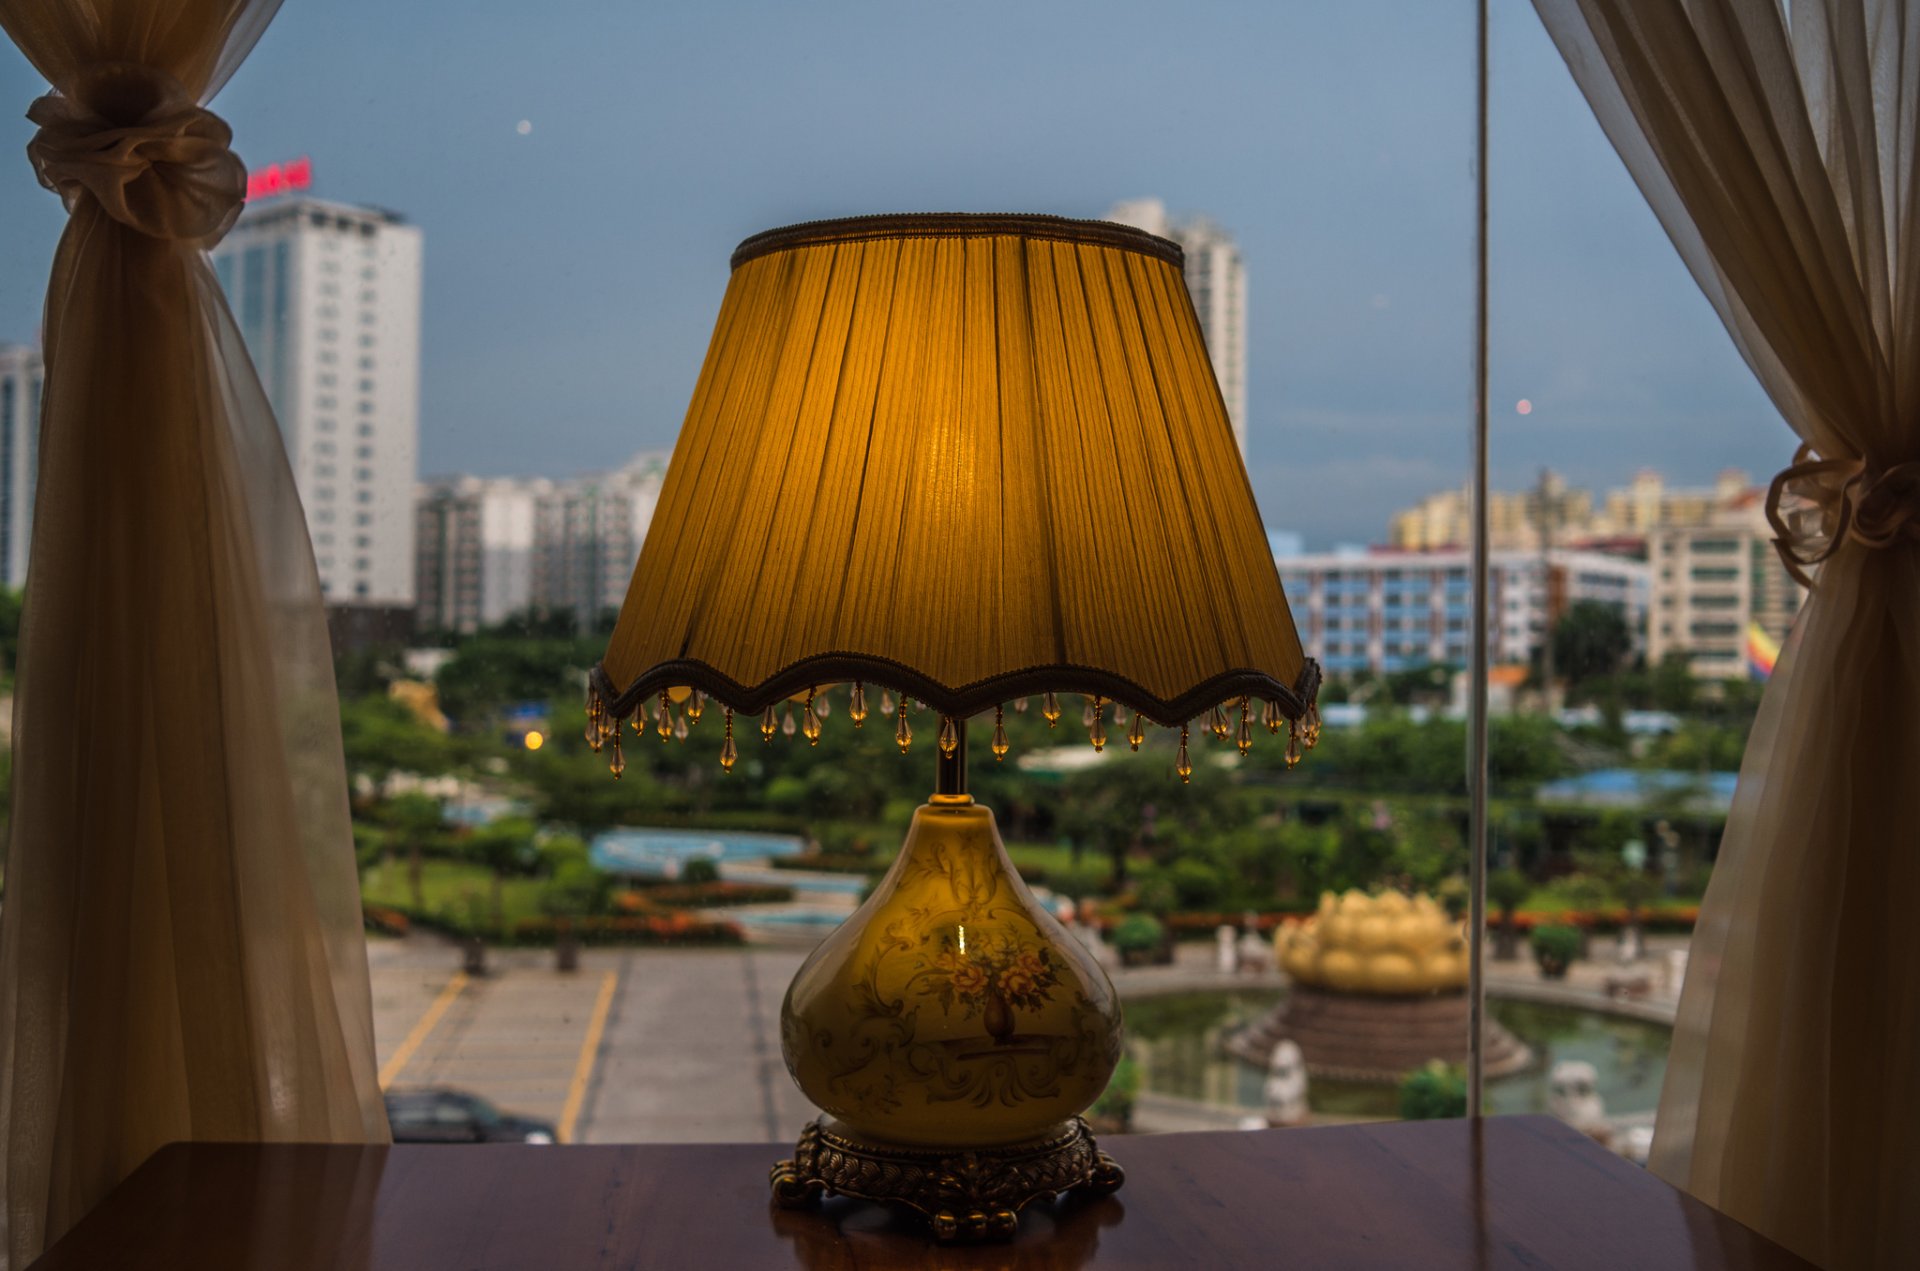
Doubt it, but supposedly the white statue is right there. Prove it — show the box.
[1238,925,1270,974]
[1216,923,1238,974]
[1548,1060,1607,1136]
[1614,926,1643,964]
[1263,1039,1310,1127]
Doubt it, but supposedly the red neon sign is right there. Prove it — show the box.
[246,156,313,202]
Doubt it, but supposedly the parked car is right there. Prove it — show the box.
[385,1088,556,1144]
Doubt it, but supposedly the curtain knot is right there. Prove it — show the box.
[1765,443,1920,587]
[26,63,245,246]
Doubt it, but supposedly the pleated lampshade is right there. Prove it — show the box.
[590,213,1319,750]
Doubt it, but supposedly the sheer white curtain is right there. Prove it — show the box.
[1530,1,1920,1265]
[0,2,387,1264]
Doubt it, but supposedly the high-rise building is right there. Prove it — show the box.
[1276,546,1650,678]
[414,476,543,634]
[0,344,42,589]
[1105,199,1248,457]
[212,193,422,621]
[414,454,667,635]
[1647,494,1803,680]
[1389,468,1755,553]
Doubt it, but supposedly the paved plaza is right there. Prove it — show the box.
[370,938,816,1143]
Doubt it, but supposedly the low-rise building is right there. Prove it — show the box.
[1277,547,1650,678]
[1647,493,1803,679]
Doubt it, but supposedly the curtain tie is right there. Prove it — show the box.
[1765,443,1920,588]
[26,63,245,246]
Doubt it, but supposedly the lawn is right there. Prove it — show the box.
[361,858,550,931]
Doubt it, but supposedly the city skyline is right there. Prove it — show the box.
[0,2,1786,547]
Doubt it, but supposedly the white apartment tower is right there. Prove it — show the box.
[0,344,43,589]
[1105,199,1249,456]
[213,196,422,616]
[415,477,542,634]
[415,454,668,635]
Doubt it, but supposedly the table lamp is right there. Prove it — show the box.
[589,213,1320,1241]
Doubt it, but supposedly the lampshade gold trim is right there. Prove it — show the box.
[589,653,1320,729]
[730,212,1183,272]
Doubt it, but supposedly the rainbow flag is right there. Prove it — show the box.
[1746,622,1780,680]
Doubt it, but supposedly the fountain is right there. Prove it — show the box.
[1229,890,1529,1081]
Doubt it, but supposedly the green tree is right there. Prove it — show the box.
[1487,868,1530,961]
[371,792,450,910]
[340,695,453,797]
[466,817,538,934]
[1552,600,1634,688]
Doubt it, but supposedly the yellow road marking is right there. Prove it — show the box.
[379,971,468,1089]
[557,971,619,1143]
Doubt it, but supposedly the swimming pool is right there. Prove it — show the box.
[590,827,806,877]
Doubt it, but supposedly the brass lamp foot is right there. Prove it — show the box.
[770,1116,1124,1242]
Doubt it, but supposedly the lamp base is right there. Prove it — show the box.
[769,1115,1124,1242]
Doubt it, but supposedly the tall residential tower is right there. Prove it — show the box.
[212,192,422,625]
[1105,199,1248,457]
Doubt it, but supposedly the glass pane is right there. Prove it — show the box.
[1467,9,1798,1160]
[0,4,1486,1150]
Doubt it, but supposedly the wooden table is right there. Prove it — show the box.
[32,1116,1810,1269]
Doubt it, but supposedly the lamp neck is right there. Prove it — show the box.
[934,717,969,800]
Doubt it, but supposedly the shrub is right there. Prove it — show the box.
[770,852,891,876]
[1399,1061,1467,1120]
[1112,913,1166,955]
[644,881,794,908]
[680,857,721,886]
[1530,924,1582,978]
[1134,876,1177,917]
[1166,858,1227,910]
[362,905,410,937]
[510,914,746,947]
